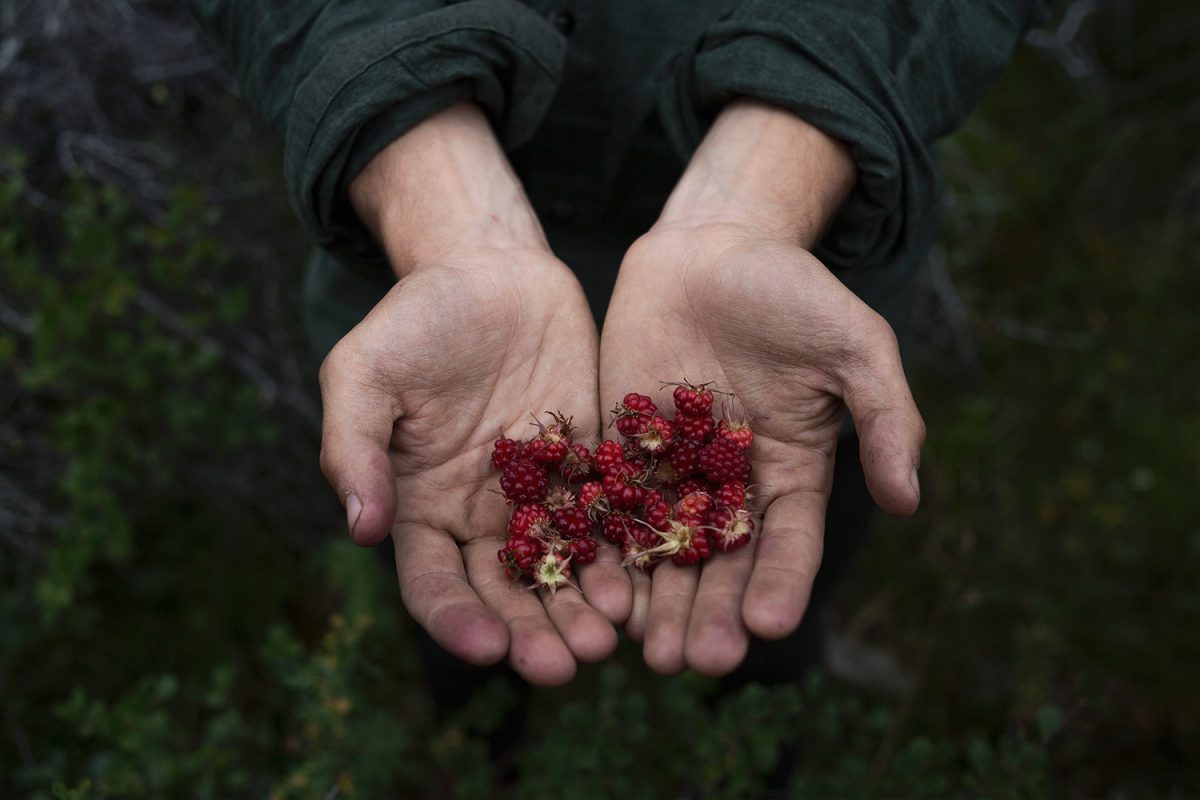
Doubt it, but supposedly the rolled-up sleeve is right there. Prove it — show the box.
[190,0,566,262]
[659,0,1053,273]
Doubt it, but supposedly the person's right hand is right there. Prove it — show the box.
[319,103,630,686]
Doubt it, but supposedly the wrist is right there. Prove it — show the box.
[349,102,547,278]
[656,99,856,248]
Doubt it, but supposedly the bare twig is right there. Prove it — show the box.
[992,316,1096,351]
[926,249,985,379]
[0,296,33,335]
[133,289,321,431]
[0,466,63,551]
[1024,0,1110,96]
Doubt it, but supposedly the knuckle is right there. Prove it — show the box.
[866,313,901,359]
[317,343,347,391]
[317,440,337,485]
[914,413,929,446]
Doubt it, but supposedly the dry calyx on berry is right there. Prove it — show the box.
[492,382,759,589]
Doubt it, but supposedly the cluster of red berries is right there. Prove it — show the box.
[492,382,756,593]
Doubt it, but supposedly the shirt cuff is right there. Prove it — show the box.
[284,0,566,267]
[658,15,938,275]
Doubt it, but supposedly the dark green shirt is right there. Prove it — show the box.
[189,0,1050,356]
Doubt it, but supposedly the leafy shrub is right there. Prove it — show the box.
[1,2,1197,796]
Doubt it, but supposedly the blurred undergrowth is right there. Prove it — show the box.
[1,0,1197,797]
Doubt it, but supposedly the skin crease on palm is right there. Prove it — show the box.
[321,249,636,687]
[598,99,924,677]
[600,224,924,677]
[321,104,632,687]
[322,100,924,685]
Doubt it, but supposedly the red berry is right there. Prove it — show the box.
[672,383,714,416]
[625,516,663,548]
[576,481,610,515]
[644,497,672,531]
[673,412,715,443]
[675,490,713,518]
[526,412,575,466]
[498,532,546,575]
[491,436,523,469]
[593,439,627,476]
[656,516,710,566]
[567,537,598,565]
[613,393,657,436]
[698,438,751,483]
[716,418,754,451]
[714,481,748,508]
[707,506,754,552]
[507,503,552,537]
[667,439,703,482]
[671,528,711,566]
[603,471,644,512]
[506,532,547,571]
[621,439,649,468]
[553,506,593,540]
[675,477,708,500]
[499,460,549,504]
[527,438,568,466]
[560,442,594,482]
[608,459,641,480]
[634,415,674,455]
[601,513,636,545]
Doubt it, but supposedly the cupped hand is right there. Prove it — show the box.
[320,246,631,685]
[600,222,924,676]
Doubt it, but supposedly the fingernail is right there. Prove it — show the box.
[346,493,363,536]
[909,467,921,501]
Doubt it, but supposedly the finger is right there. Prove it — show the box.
[841,324,926,516]
[625,567,652,642]
[577,538,633,624]
[643,562,700,674]
[539,581,619,664]
[684,543,754,676]
[318,347,400,545]
[462,539,577,686]
[743,490,827,640]
[394,523,509,666]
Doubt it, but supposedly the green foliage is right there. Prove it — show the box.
[428,662,1057,799]
[0,168,422,797]
[0,177,266,619]
[838,7,1200,792]
[1,3,1196,797]
[253,541,424,800]
[44,670,255,798]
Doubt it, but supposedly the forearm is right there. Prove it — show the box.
[349,102,547,278]
[657,99,857,249]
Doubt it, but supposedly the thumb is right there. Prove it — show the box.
[840,323,926,517]
[318,347,399,546]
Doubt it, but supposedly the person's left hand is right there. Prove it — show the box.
[599,100,925,676]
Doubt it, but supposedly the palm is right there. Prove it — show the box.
[600,224,923,675]
[322,248,629,685]
[378,261,596,539]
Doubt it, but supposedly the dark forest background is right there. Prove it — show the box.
[1,1,1197,797]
